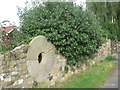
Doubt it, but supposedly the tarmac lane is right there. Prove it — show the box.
[101,53,119,89]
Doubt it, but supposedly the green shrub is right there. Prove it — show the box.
[105,55,117,61]
[12,29,28,46]
[102,22,119,41]
[18,2,104,66]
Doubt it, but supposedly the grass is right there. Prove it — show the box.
[52,59,117,88]
[117,52,120,54]
[104,55,117,61]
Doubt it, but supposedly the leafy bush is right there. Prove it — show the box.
[102,22,119,41]
[18,2,104,66]
[105,55,117,61]
[12,29,28,46]
[0,28,26,53]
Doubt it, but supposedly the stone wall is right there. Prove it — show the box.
[0,45,34,88]
[36,39,111,88]
[111,41,120,54]
[0,36,111,88]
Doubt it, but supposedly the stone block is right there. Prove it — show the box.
[19,53,27,59]
[22,77,34,88]
[0,68,3,74]
[21,45,29,53]
[4,76,12,82]
[11,71,18,76]
[0,55,4,61]
[3,68,9,73]
[12,46,22,51]
[1,82,8,88]
[15,66,22,71]
[0,61,2,66]
[20,70,28,75]
[2,61,7,65]
[49,80,55,86]
[81,64,86,70]
[15,50,23,56]
[11,54,19,60]
[20,63,27,71]
[13,79,24,86]
[0,74,5,81]
[37,79,50,88]
[21,75,29,79]
[27,36,56,83]
[4,54,10,61]
[11,76,16,81]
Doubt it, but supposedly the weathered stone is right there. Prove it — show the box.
[12,46,22,51]
[22,81,33,88]
[1,82,8,88]
[11,71,18,76]
[60,77,66,83]
[4,54,10,61]
[15,66,22,71]
[52,59,66,73]
[20,70,28,75]
[9,65,15,70]
[0,68,3,74]
[4,76,12,82]
[81,64,86,70]
[36,79,50,88]
[6,81,14,86]
[48,76,53,81]
[21,59,27,63]
[22,77,34,88]
[19,53,27,59]
[0,74,5,81]
[23,48,28,53]
[15,50,23,56]
[13,79,23,86]
[92,61,96,65]
[75,70,78,73]
[0,61,2,66]
[2,61,7,65]
[27,36,56,82]
[21,75,29,79]
[59,71,65,79]
[50,80,55,86]
[53,76,57,81]
[9,61,17,67]
[3,69,9,73]
[9,63,15,68]
[11,75,20,81]
[11,76,16,81]
[21,45,29,53]
[21,63,27,71]
[11,54,19,60]
[86,60,94,67]
[0,55,4,61]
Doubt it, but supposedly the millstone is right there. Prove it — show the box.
[26,36,56,82]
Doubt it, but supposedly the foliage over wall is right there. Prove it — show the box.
[18,2,104,66]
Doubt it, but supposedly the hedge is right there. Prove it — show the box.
[18,2,104,66]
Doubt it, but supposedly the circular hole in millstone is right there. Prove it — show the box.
[38,53,42,63]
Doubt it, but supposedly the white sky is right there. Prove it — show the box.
[0,0,28,26]
[0,0,86,27]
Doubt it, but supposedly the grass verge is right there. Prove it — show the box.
[52,60,117,88]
